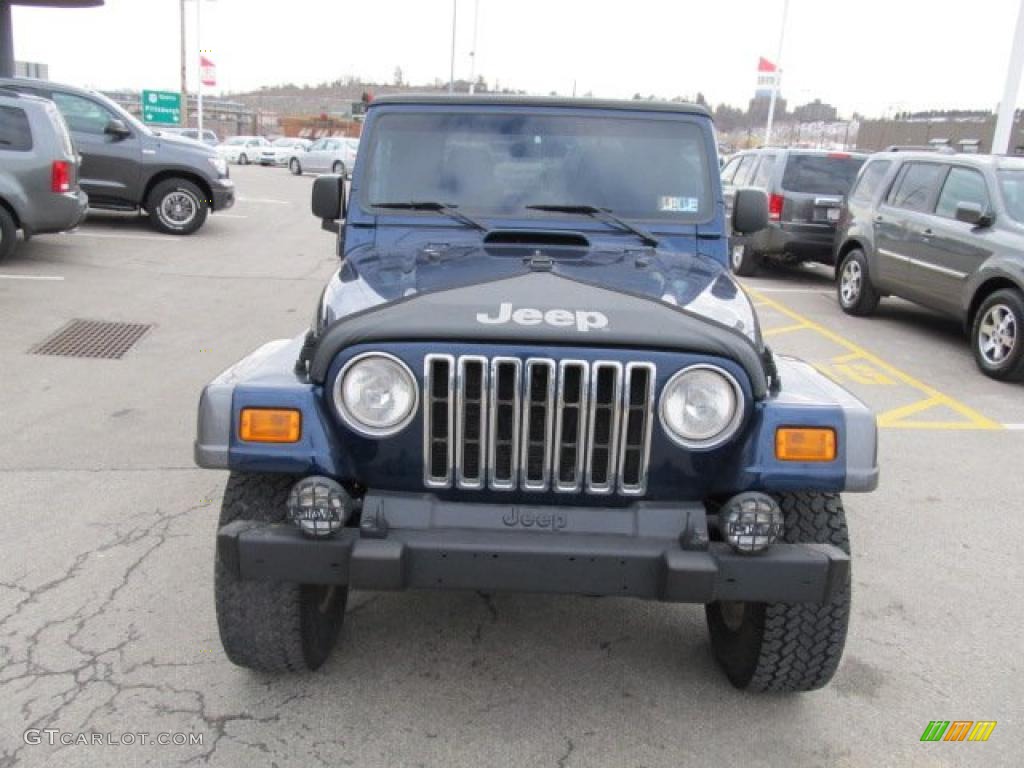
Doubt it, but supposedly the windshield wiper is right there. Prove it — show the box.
[373,201,488,233]
[525,204,660,247]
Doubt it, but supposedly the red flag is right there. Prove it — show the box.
[200,56,216,87]
[758,57,777,73]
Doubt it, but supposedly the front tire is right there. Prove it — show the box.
[0,206,17,261]
[289,158,302,175]
[215,473,347,672]
[706,492,851,692]
[239,153,249,165]
[837,249,880,316]
[971,289,1024,381]
[146,178,209,235]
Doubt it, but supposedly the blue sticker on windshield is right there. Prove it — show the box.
[658,196,699,213]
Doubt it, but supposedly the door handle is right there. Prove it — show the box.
[873,215,884,223]
[922,228,934,237]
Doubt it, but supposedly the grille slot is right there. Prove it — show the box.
[585,363,623,493]
[619,363,656,494]
[424,355,455,487]
[488,358,521,489]
[423,356,655,495]
[456,357,488,489]
[522,360,556,490]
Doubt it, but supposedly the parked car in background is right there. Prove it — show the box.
[159,126,220,147]
[288,136,358,176]
[0,90,88,260]
[0,77,233,236]
[722,148,867,275]
[260,137,311,166]
[218,135,270,165]
[835,152,1024,381]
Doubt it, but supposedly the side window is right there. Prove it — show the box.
[935,167,989,219]
[308,139,324,151]
[50,91,115,135]
[721,156,742,184]
[751,155,776,188]
[732,155,758,187]
[849,160,892,206]
[887,163,945,213]
[0,105,33,151]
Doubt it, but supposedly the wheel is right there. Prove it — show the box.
[215,473,347,672]
[971,289,1024,381]
[146,178,209,235]
[730,241,760,276]
[239,153,249,165]
[705,492,851,692]
[289,158,302,175]
[332,161,345,176]
[0,206,17,261]
[837,249,880,316]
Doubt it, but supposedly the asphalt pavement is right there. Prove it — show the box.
[0,166,1020,767]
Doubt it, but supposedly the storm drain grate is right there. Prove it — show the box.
[30,319,153,360]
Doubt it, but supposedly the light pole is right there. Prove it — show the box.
[179,0,188,126]
[195,0,203,133]
[994,0,1024,154]
[448,0,457,93]
[467,0,479,93]
[764,0,789,146]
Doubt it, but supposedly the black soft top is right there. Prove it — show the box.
[368,93,711,118]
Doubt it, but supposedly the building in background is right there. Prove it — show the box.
[855,112,1024,154]
[14,60,47,79]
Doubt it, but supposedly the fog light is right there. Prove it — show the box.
[721,492,783,554]
[286,476,352,538]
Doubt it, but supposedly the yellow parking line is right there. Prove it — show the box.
[763,322,809,337]
[876,396,943,426]
[748,289,1002,430]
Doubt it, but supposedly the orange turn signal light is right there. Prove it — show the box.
[239,408,301,443]
[775,427,836,462]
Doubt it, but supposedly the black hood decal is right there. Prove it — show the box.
[310,271,768,397]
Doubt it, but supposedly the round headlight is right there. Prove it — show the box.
[334,353,418,436]
[660,365,743,448]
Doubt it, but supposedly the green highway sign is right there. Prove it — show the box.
[141,90,181,125]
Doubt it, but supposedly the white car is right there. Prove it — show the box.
[288,136,359,177]
[260,137,311,166]
[217,136,270,165]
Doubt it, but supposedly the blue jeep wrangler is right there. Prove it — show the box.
[195,95,878,692]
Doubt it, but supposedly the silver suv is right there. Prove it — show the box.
[0,91,87,261]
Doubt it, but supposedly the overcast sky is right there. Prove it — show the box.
[11,0,1024,117]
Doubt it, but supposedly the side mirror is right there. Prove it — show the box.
[955,202,992,227]
[104,118,131,140]
[312,174,347,234]
[732,188,769,234]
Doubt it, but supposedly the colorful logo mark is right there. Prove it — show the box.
[920,721,996,742]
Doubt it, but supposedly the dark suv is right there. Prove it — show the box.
[835,152,1024,381]
[0,90,87,261]
[723,148,867,275]
[0,78,234,235]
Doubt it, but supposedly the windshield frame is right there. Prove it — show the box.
[356,105,717,230]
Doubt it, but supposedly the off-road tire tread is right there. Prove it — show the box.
[214,473,345,673]
[707,492,851,692]
[0,206,17,261]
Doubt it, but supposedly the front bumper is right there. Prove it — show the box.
[217,493,850,603]
[210,178,235,211]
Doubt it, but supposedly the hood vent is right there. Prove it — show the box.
[483,230,590,248]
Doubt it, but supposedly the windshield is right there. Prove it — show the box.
[273,138,295,146]
[226,137,246,145]
[998,170,1024,224]
[781,154,865,195]
[363,111,711,221]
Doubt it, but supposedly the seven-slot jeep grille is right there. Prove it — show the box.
[424,355,655,495]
